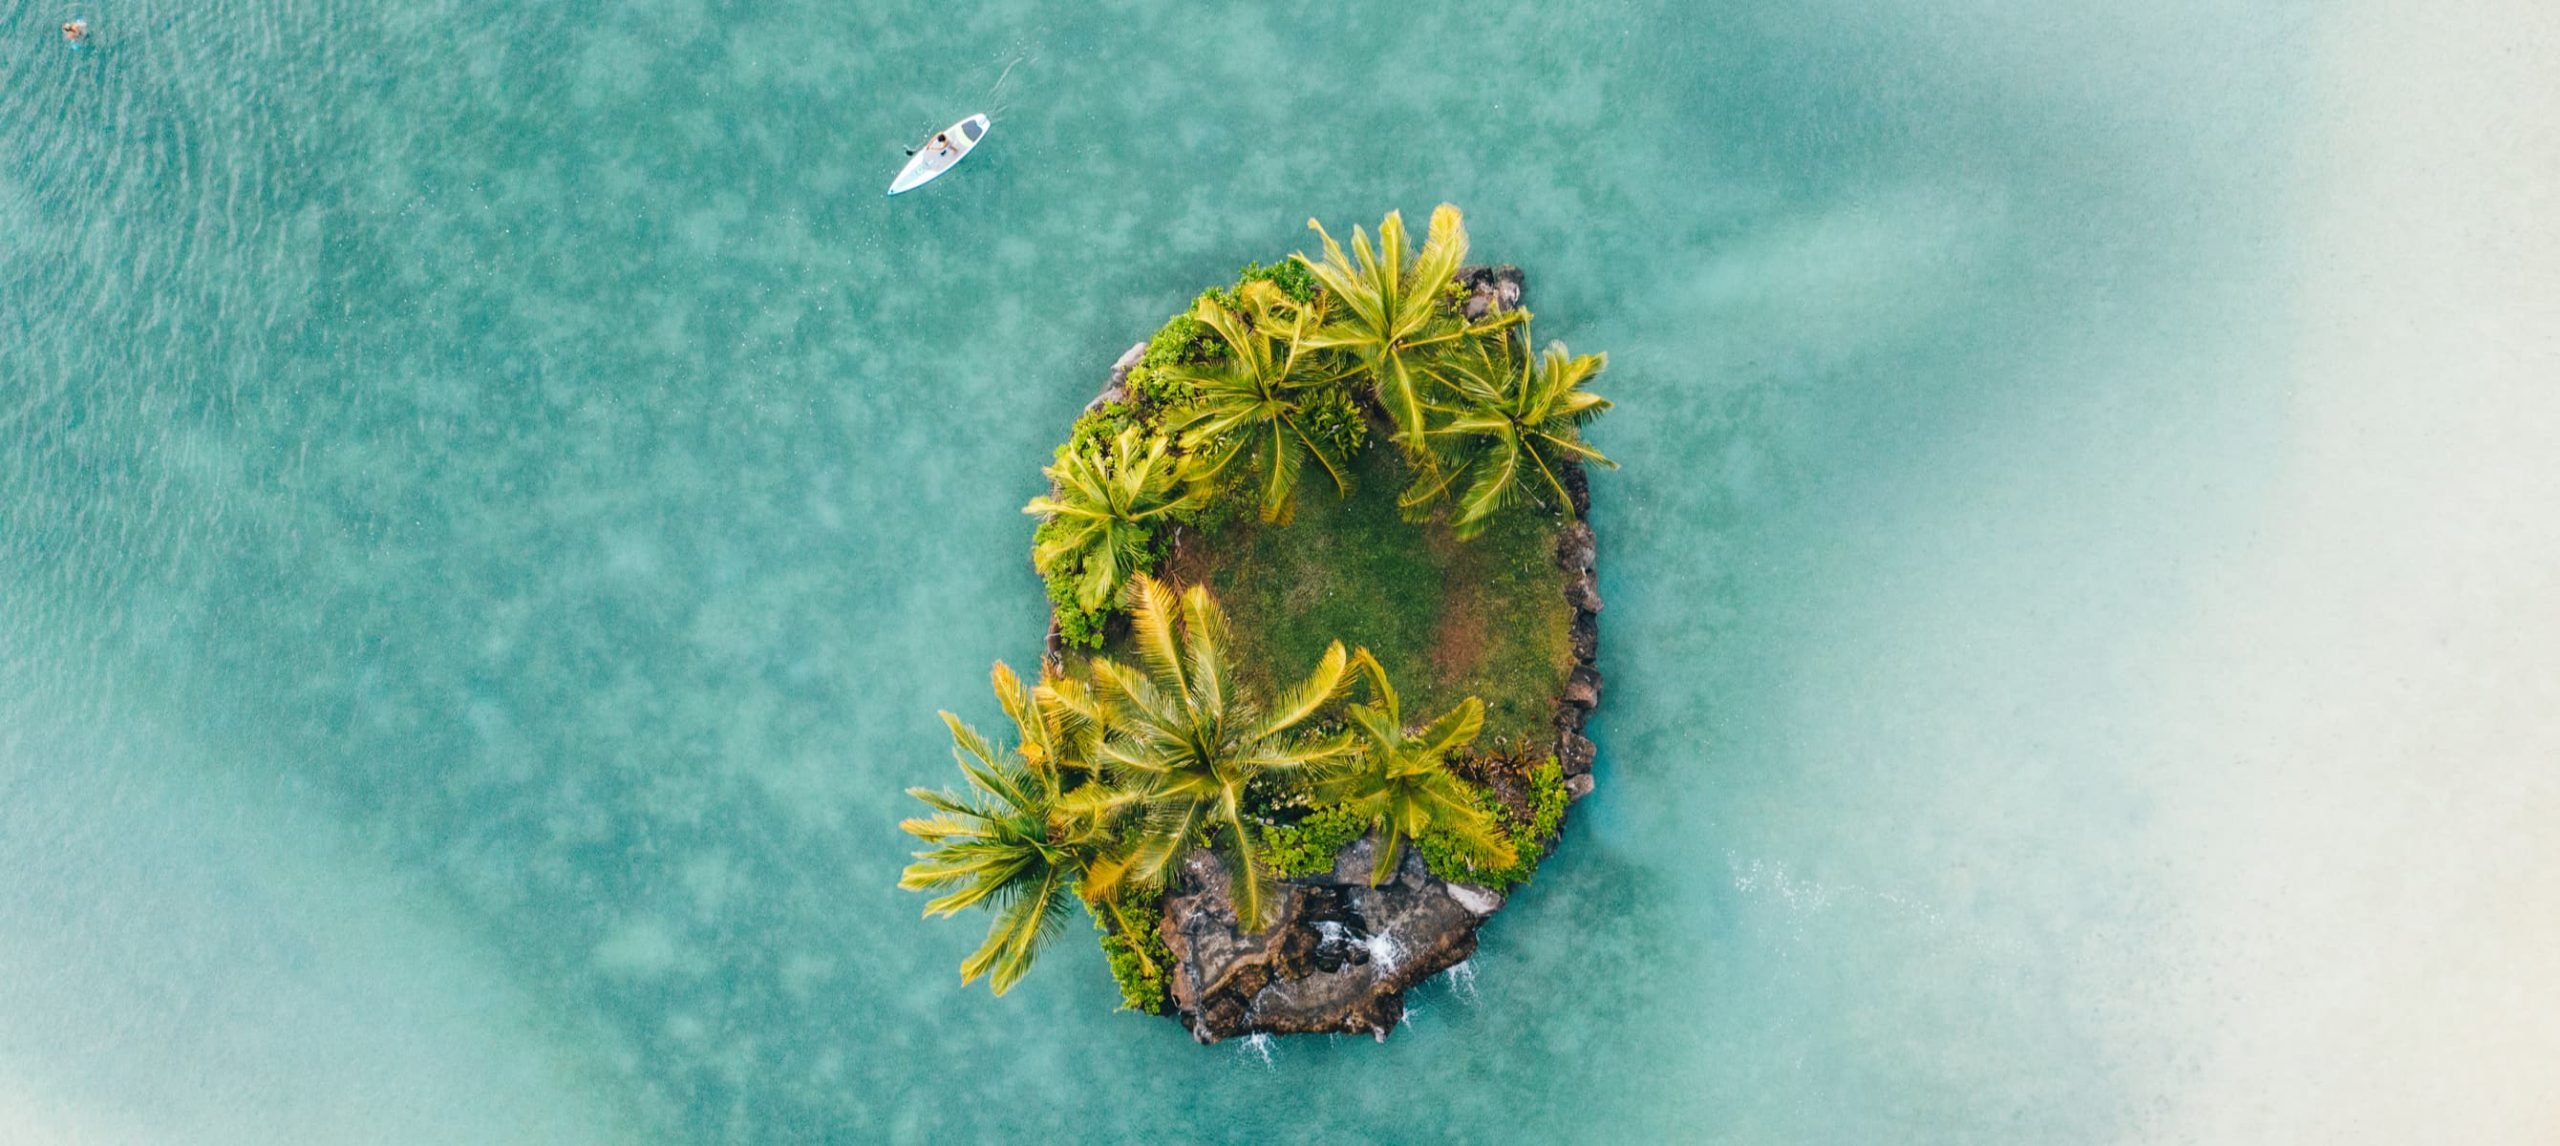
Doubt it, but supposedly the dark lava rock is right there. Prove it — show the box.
[1563,664,1604,710]
[1551,481,1605,798]
[1566,569,1604,614]
[1162,836,1498,1043]
[1456,264,1526,321]
[1558,730,1598,777]
[1556,520,1597,574]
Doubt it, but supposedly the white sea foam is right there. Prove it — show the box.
[1443,958,1480,1004]
[1236,1033,1276,1069]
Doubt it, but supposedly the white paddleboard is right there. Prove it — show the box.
[889,114,990,196]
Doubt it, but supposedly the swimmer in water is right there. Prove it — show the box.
[62,19,90,44]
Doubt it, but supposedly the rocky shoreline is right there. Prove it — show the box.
[1059,265,1603,1043]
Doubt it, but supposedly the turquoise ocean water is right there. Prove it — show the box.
[9,0,2557,1142]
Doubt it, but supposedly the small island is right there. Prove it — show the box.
[900,205,1611,1042]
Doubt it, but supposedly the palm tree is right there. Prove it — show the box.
[1314,651,1517,885]
[1070,573,1354,930]
[1295,204,1518,452]
[900,662,1109,995]
[1166,282,1357,524]
[1405,325,1615,539]
[1024,426,1211,613]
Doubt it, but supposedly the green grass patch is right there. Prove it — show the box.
[1160,431,1573,750]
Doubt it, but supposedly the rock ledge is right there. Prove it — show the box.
[1163,837,1501,1042]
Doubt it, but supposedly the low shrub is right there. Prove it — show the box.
[1141,311,1223,370]
[1089,893,1172,1014]
[1300,383,1370,461]
[1064,401,1141,457]
[1259,804,1371,878]
[1239,258,1321,304]
[1126,364,1201,412]
[1512,758,1570,847]
[1420,759,1568,891]
[1437,275,1472,315]
[1169,477,1252,538]
[1046,568,1111,649]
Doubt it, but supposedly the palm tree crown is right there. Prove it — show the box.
[899,663,1102,995]
[1295,204,1516,453]
[1409,325,1616,538]
[1167,282,1356,524]
[1071,573,1354,930]
[1024,426,1211,612]
[1315,651,1517,885]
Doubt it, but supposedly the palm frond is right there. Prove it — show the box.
[1177,584,1233,723]
[1123,573,1189,698]
[1349,648,1399,722]
[1260,639,1349,733]
[1368,827,1408,886]
[1219,803,1281,931]
[1411,696,1485,760]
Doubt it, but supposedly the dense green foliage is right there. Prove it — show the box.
[1141,311,1222,371]
[1061,399,1141,456]
[910,206,1612,1003]
[1026,427,1212,613]
[1258,804,1372,878]
[1044,564,1112,650]
[1419,759,1569,891]
[1089,891,1172,1013]
[1516,759,1570,846]
[1128,365,1202,411]
[1231,258,1322,305]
